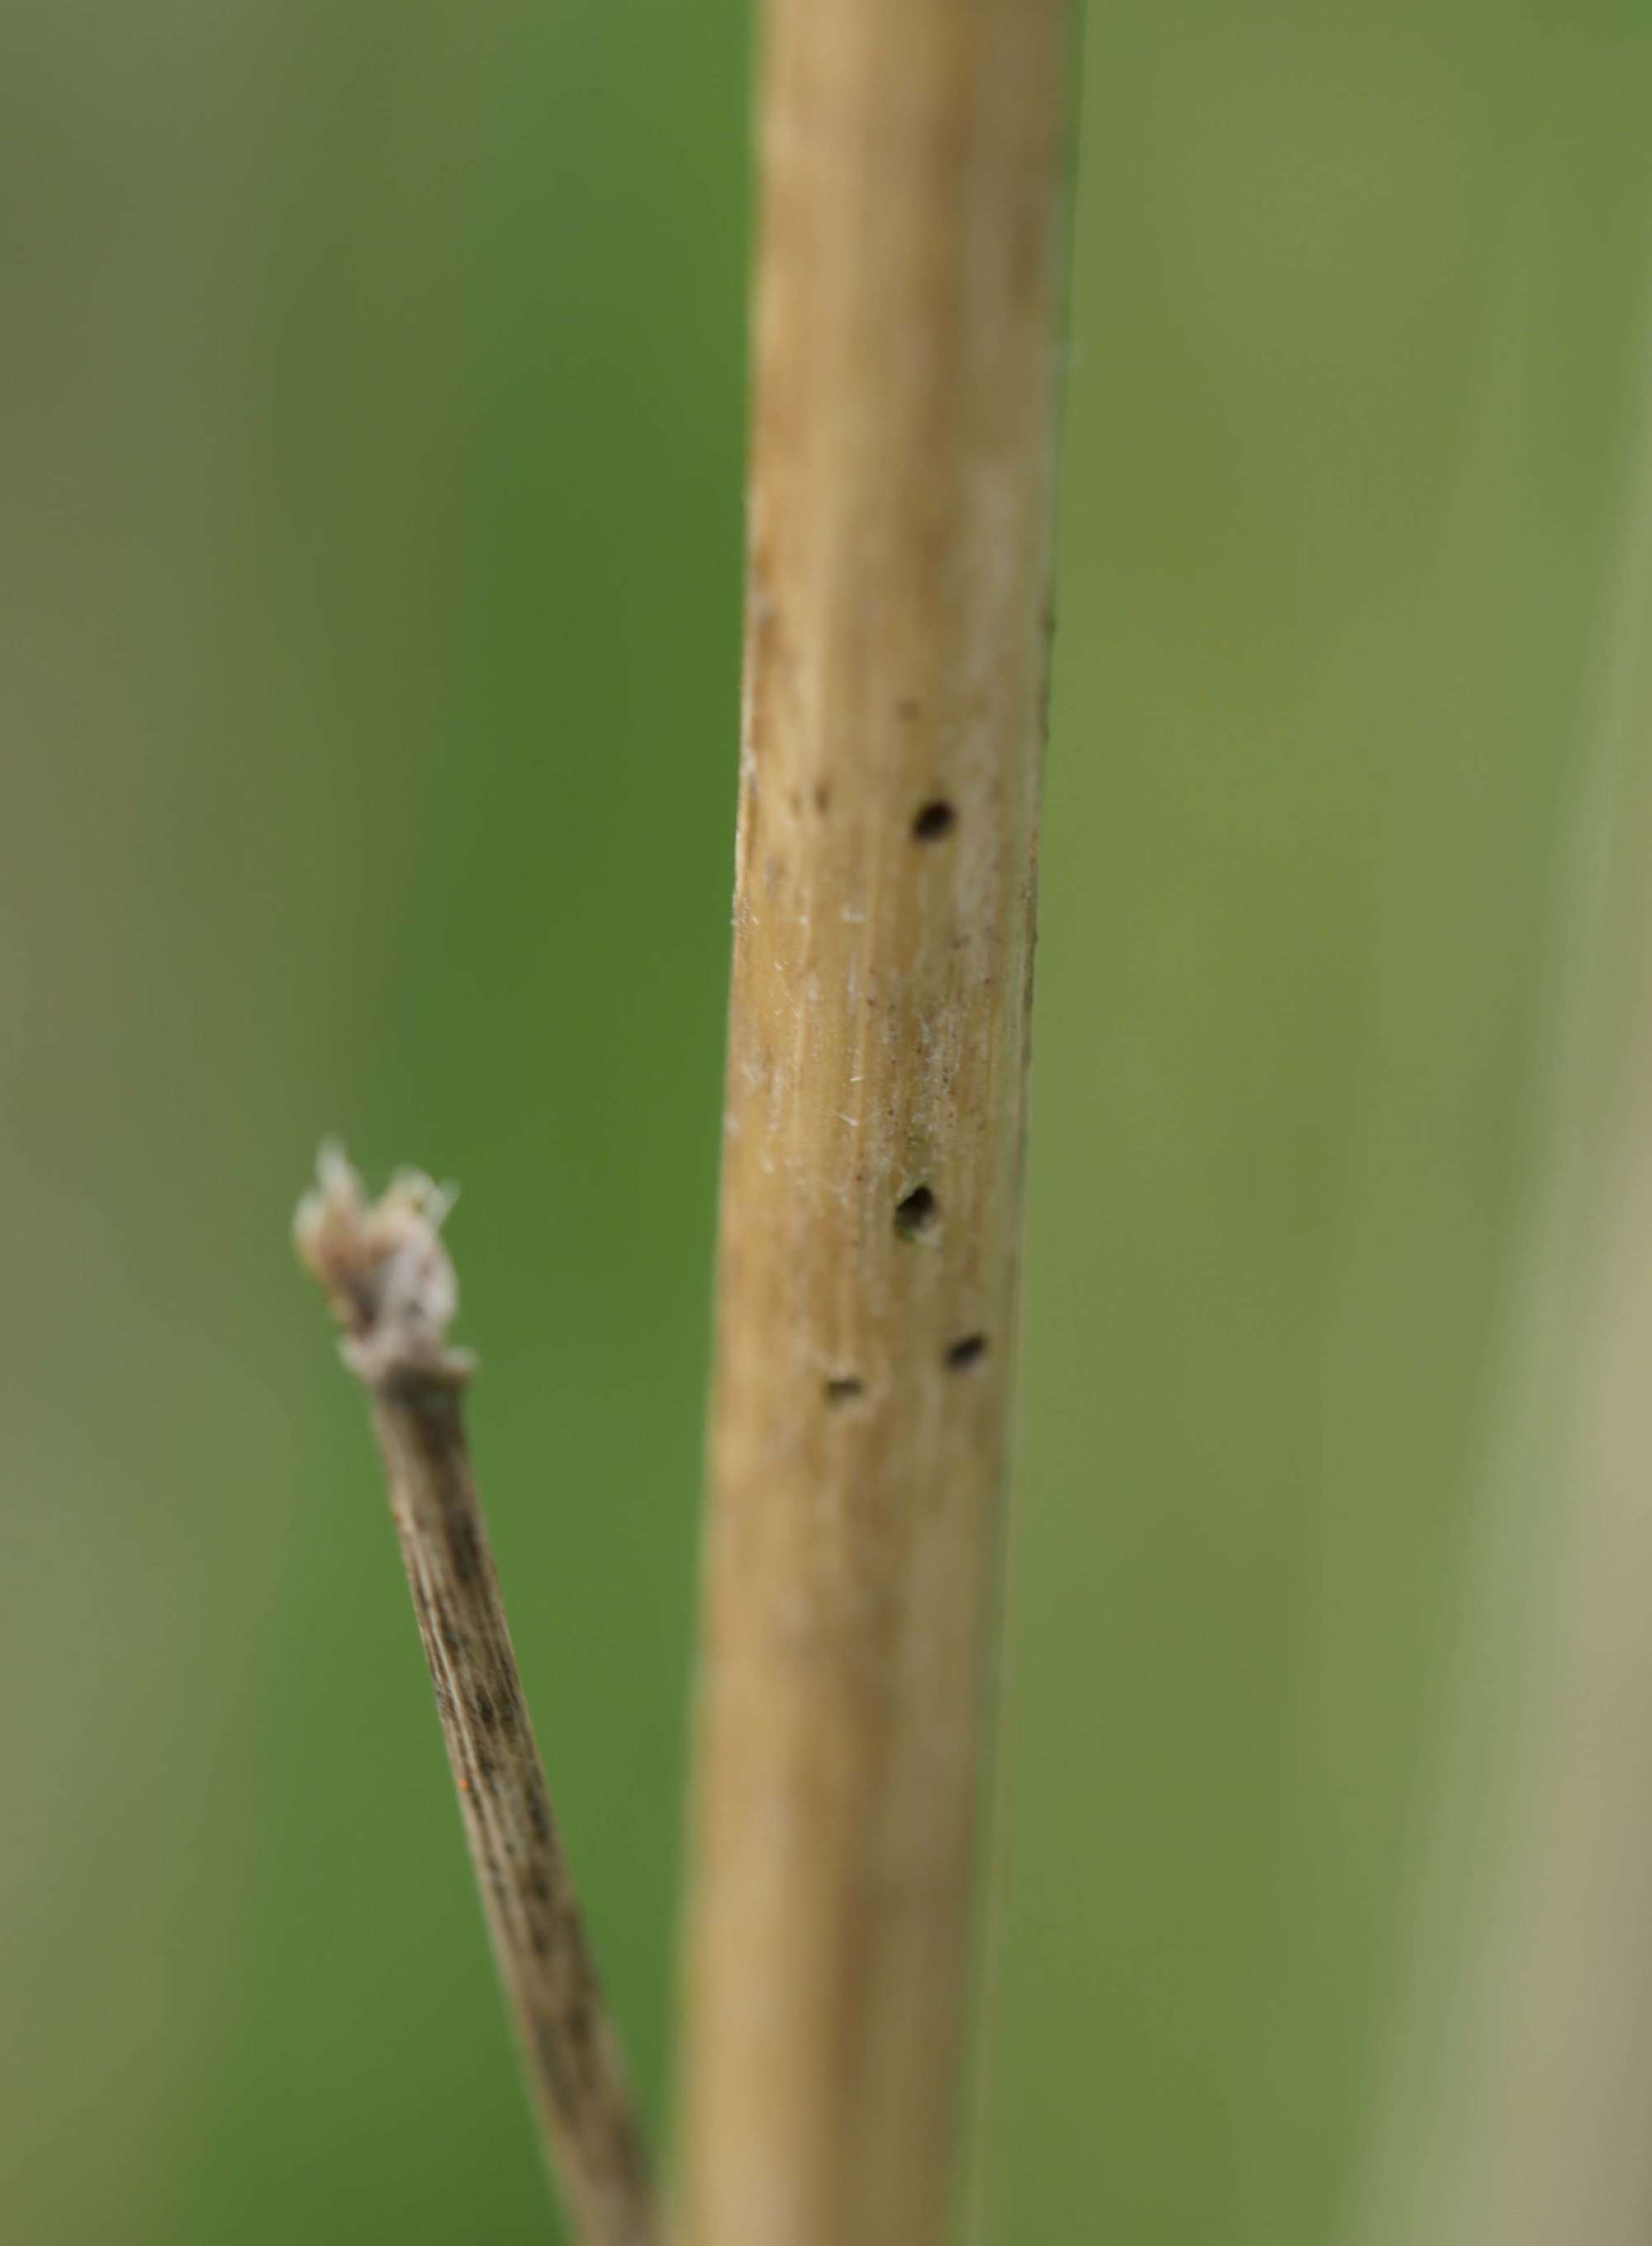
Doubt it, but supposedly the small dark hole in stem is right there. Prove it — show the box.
[895,1185,938,1240]
[824,1376,864,1405]
[945,1333,988,1371]
[912,800,956,842]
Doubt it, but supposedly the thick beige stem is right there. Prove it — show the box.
[680,7,1073,2243]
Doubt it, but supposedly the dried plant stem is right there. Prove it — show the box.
[680,6,1075,2242]
[1345,277,1652,2246]
[296,1153,662,2246]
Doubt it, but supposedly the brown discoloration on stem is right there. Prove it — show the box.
[296,1151,662,2246]
[680,7,1074,2244]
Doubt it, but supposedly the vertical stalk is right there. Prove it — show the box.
[295,1154,662,2246]
[681,7,1074,2242]
[1344,278,1652,2246]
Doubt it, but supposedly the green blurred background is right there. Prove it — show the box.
[6,3,1652,2240]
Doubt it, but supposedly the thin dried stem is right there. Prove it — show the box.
[679,6,1075,2242]
[295,1147,662,2246]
